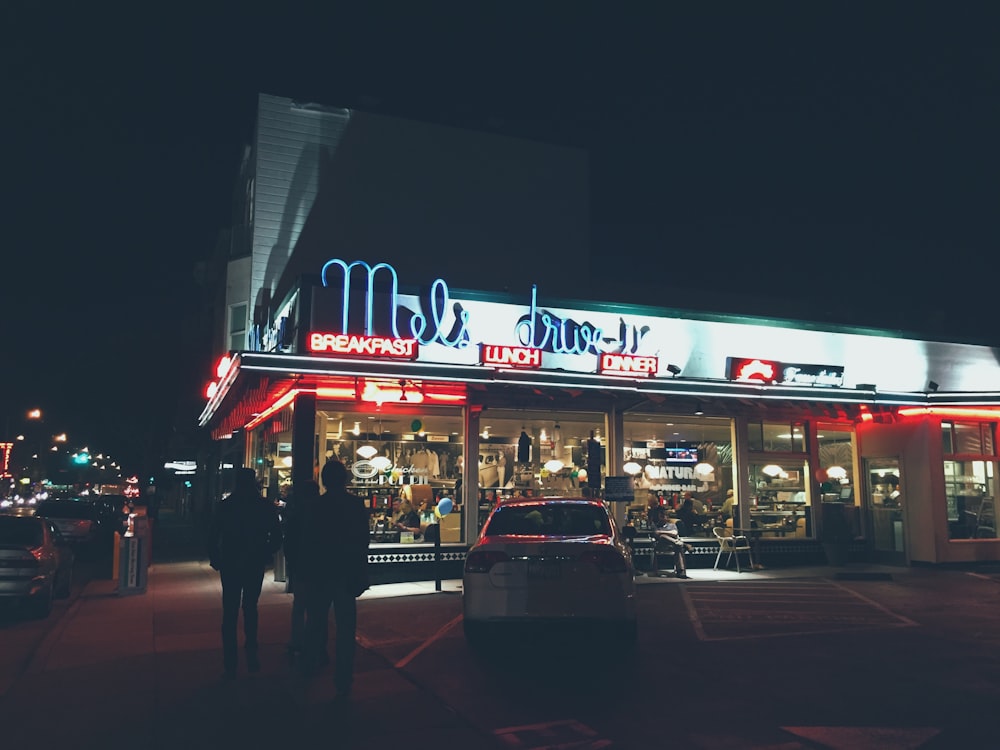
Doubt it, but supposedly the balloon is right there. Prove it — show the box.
[436,497,453,516]
[814,468,828,483]
[411,419,423,432]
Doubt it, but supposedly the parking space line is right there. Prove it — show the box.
[394,612,464,669]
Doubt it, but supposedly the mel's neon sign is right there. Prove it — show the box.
[309,333,419,359]
[319,259,651,358]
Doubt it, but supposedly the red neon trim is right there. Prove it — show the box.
[244,389,298,431]
[898,406,1000,419]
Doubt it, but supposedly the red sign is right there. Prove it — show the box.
[0,442,12,478]
[481,344,542,369]
[599,353,658,376]
[728,357,779,383]
[309,333,419,359]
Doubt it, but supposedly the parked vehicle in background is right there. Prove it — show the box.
[462,496,638,644]
[0,515,74,617]
[33,497,106,553]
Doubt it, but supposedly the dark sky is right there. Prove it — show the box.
[3,2,998,475]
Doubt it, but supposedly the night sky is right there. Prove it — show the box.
[3,3,997,476]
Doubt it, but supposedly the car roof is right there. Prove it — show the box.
[495,496,605,507]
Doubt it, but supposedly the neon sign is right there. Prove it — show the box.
[599,353,658,377]
[0,442,12,478]
[727,357,844,387]
[320,259,470,347]
[515,285,649,356]
[309,332,419,359]
[481,344,542,369]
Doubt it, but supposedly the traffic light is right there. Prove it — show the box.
[73,451,91,465]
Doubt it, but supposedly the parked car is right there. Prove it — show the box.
[0,515,74,617]
[462,496,637,644]
[33,497,105,552]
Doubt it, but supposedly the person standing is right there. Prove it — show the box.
[296,460,370,699]
[207,468,283,679]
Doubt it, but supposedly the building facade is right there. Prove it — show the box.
[199,95,1000,583]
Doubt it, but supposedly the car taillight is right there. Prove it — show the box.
[465,550,509,574]
[579,547,627,574]
[28,547,44,564]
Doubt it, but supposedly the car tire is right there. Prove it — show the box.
[29,584,54,619]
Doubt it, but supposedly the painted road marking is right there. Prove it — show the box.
[681,579,917,641]
[494,719,613,749]
[393,612,463,669]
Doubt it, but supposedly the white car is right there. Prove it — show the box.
[462,496,637,644]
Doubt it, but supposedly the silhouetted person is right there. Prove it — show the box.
[207,468,283,679]
[295,460,370,699]
[281,479,319,659]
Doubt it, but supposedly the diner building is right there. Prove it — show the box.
[197,94,1000,583]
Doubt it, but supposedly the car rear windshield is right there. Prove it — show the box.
[484,503,611,536]
[35,501,95,519]
[0,517,44,546]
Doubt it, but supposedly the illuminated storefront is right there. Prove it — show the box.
[199,258,1000,581]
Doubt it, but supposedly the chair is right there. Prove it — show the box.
[649,531,684,578]
[713,526,754,572]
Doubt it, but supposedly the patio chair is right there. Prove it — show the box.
[713,526,754,572]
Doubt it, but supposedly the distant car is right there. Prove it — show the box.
[0,515,74,617]
[33,497,105,550]
[462,496,638,644]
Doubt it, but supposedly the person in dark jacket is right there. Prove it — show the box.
[207,468,283,679]
[295,460,370,699]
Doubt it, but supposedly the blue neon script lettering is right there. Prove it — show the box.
[515,286,648,355]
[320,259,470,347]
[406,278,470,347]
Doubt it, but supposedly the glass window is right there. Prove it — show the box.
[817,424,856,505]
[229,303,247,352]
[317,405,466,546]
[944,421,997,540]
[747,421,806,452]
[622,414,733,528]
[748,458,812,538]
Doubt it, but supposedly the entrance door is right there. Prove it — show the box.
[864,457,907,564]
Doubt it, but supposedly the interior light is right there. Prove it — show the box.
[826,465,848,481]
[623,461,643,476]
[370,456,392,471]
[544,459,565,473]
[694,462,715,477]
[761,464,784,478]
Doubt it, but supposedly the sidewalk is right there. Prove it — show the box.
[1,512,906,749]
